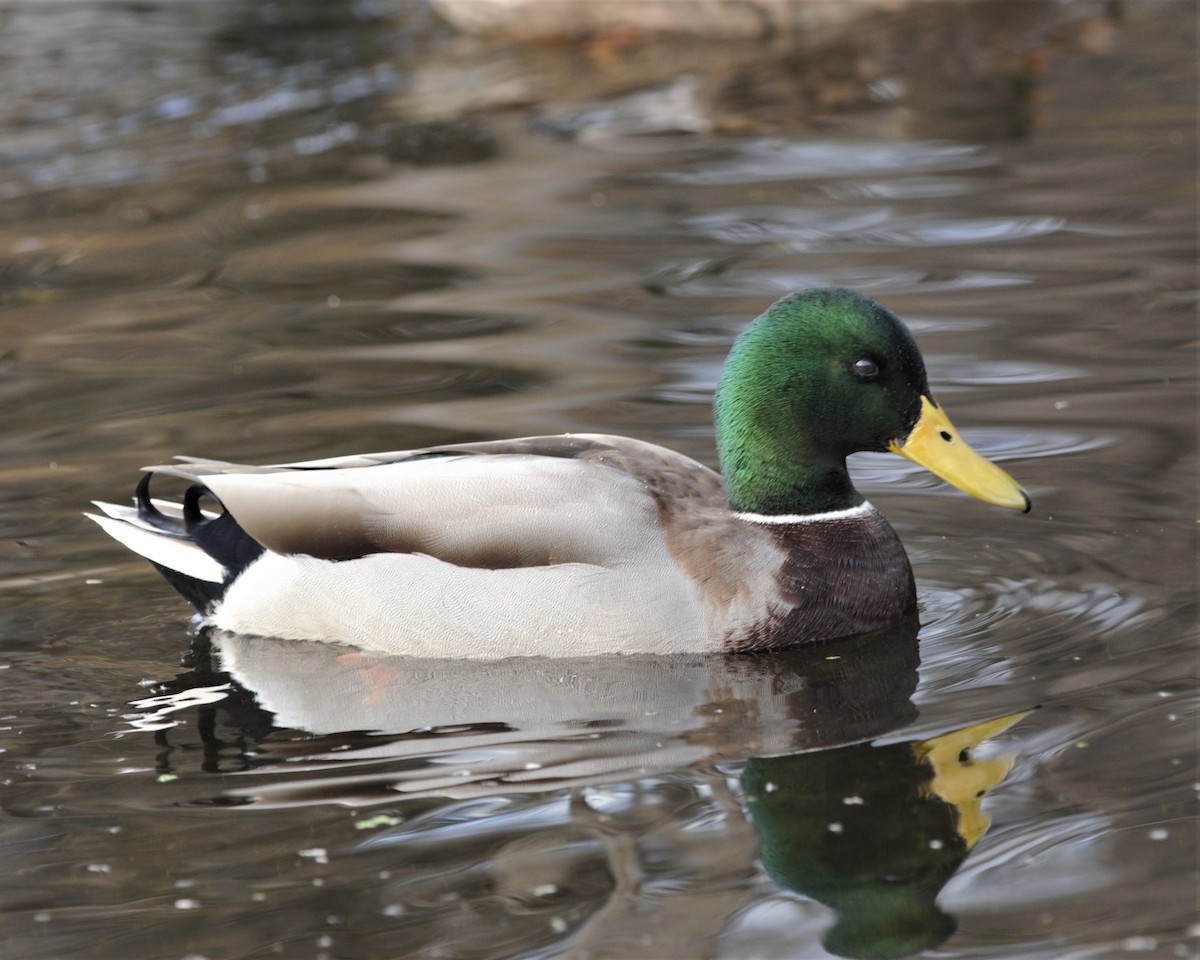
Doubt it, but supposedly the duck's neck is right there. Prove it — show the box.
[717,426,864,516]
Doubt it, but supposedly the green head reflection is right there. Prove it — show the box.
[742,711,1028,960]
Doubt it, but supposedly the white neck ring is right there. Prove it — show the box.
[733,501,875,524]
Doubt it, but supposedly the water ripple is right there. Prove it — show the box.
[648,264,1033,298]
[683,208,1065,250]
[655,139,996,185]
[950,811,1117,906]
[929,356,1084,386]
[920,579,1149,649]
[821,176,978,200]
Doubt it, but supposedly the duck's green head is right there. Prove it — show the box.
[714,288,1031,516]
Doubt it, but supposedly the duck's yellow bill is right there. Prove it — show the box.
[888,396,1031,513]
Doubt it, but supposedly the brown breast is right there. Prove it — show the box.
[723,508,917,653]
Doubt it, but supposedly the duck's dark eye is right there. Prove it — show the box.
[852,358,880,379]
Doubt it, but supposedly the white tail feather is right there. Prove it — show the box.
[86,510,226,583]
[90,498,217,528]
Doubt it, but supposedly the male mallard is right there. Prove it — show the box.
[89,288,1029,657]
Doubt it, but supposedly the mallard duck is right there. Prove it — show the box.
[89,288,1029,657]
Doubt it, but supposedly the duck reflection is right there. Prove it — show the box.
[743,712,1025,959]
[130,624,1025,959]
[139,620,921,801]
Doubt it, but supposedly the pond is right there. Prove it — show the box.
[0,1,1195,958]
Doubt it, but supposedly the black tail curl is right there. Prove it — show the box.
[136,471,265,614]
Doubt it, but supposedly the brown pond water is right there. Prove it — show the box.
[0,2,1195,958]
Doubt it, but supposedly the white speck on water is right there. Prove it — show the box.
[354,814,401,830]
[842,795,864,805]
[533,884,558,897]
[828,822,844,834]
[299,847,329,864]
[174,898,201,910]
[929,839,944,850]
[1148,828,1169,841]
[764,782,778,793]
[1122,936,1158,951]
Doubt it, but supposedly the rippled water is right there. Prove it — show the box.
[0,2,1195,959]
